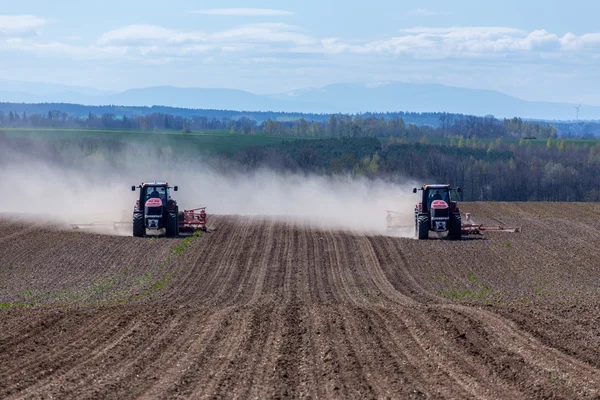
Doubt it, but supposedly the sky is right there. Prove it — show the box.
[1,0,600,105]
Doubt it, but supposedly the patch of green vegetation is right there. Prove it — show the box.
[532,281,553,296]
[547,371,568,386]
[504,240,511,247]
[0,265,15,273]
[120,268,180,304]
[133,272,154,286]
[467,272,479,283]
[171,230,204,255]
[437,272,501,302]
[90,277,120,296]
[150,270,178,292]
[0,302,36,310]
[17,289,33,299]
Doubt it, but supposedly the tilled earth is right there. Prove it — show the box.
[1,203,600,399]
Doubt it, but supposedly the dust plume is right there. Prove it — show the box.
[2,155,418,236]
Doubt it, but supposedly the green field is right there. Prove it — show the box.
[1,128,315,155]
[5,128,598,158]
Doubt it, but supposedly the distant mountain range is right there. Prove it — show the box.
[1,80,598,120]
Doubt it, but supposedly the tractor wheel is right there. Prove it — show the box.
[417,215,429,240]
[165,212,178,238]
[414,216,418,237]
[133,213,145,237]
[449,214,462,241]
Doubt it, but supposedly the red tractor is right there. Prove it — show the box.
[131,182,207,238]
[413,184,462,240]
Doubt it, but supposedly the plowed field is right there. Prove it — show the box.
[1,203,600,399]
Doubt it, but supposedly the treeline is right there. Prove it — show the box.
[261,115,559,139]
[0,108,563,141]
[546,120,600,139]
[0,102,484,126]
[0,110,259,133]
[3,102,595,137]
[0,102,309,122]
[231,137,600,201]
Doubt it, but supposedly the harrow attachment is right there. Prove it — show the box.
[179,207,208,232]
[71,221,131,230]
[386,210,411,231]
[461,213,521,235]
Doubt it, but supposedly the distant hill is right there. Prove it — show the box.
[1,80,600,120]
[274,83,600,120]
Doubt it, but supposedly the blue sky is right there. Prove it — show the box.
[2,0,600,104]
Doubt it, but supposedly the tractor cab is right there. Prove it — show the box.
[425,187,450,212]
[413,184,456,212]
[132,182,178,207]
[143,184,168,206]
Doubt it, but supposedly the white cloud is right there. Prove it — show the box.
[95,23,314,56]
[98,25,205,45]
[336,26,594,58]
[3,22,600,68]
[189,8,293,17]
[0,15,49,36]
[211,23,315,46]
[401,26,526,35]
[560,32,600,51]
[406,9,437,17]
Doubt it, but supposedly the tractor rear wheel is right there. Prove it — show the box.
[133,213,145,237]
[165,212,178,237]
[449,214,462,241]
[417,215,429,240]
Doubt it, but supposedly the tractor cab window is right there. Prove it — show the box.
[145,186,167,205]
[426,189,449,210]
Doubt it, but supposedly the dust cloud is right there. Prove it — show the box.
[2,156,418,236]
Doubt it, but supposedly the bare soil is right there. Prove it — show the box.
[1,203,600,399]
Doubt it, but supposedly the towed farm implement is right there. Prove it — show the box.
[461,213,521,235]
[386,184,521,239]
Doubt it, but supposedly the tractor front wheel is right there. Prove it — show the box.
[414,216,418,237]
[133,213,145,237]
[417,215,429,240]
[449,214,462,241]
[165,212,178,238]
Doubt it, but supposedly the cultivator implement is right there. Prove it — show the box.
[461,213,521,235]
[386,210,412,231]
[71,221,131,230]
[179,207,208,232]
